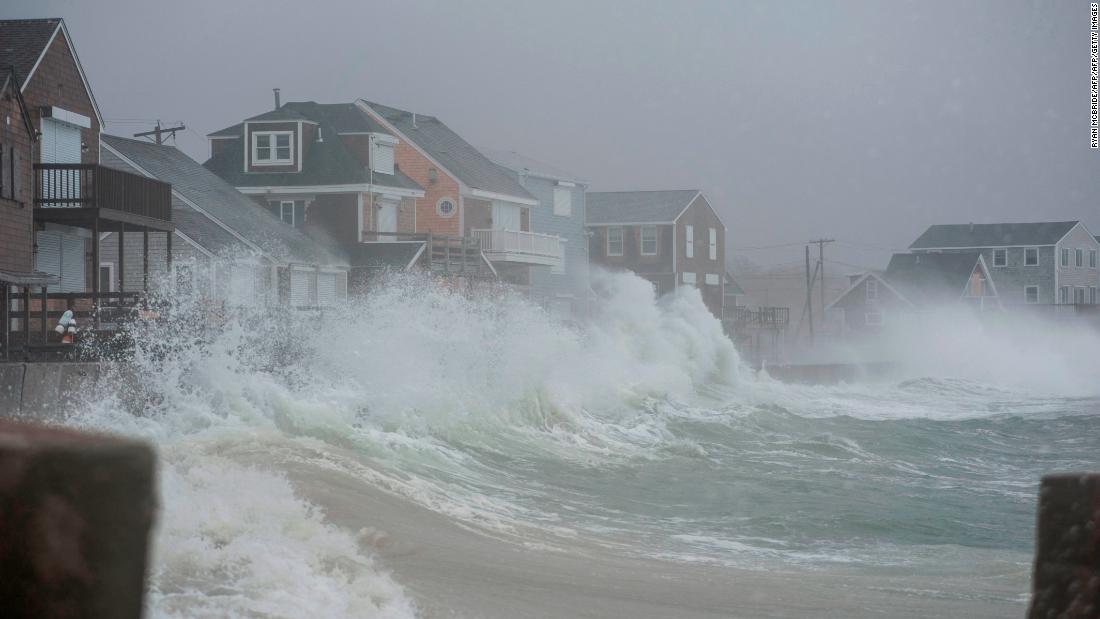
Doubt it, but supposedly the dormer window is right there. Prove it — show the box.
[369,133,398,175]
[253,131,293,165]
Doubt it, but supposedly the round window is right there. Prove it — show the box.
[436,197,456,218]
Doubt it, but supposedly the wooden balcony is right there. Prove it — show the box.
[725,306,790,330]
[34,164,173,232]
[471,229,563,268]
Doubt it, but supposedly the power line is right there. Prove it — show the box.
[731,241,807,251]
[134,120,186,145]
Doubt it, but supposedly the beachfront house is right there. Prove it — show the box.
[828,252,1000,333]
[482,148,589,318]
[101,135,349,308]
[585,190,727,318]
[909,221,1100,307]
[0,18,173,358]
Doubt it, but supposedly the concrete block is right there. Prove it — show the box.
[20,363,63,422]
[0,364,26,418]
[0,420,156,619]
[57,363,102,415]
[1028,473,1100,619]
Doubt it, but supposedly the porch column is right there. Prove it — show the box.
[92,219,100,329]
[118,223,125,296]
[142,228,149,293]
[1,284,8,362]
[166,231,172,276]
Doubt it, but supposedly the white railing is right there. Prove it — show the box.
[471,229,563,266]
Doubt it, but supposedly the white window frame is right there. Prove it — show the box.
[708,227,717,261]
[866,278,878,301]
[865,312,883,326]
[1025,285,1039,304]
[1075,286,1087,305]
[1076,248,1084,267]
[436,197,457,218]
[552,186,572,217]
[1024,247,1039,266]
[1061,247,1070,267]
[607,227,623,256]
[1091,286,1098,305]
[252,131,294,166]
[1091,249,1098,268]
[1060,286,1071,304]
[640,225,658,256]
[99,262,115,293]
[704,273,720,286]
[279,200,297,226]
[682,272,697,285]
[684,225,694,258]
[992,248,1007,267]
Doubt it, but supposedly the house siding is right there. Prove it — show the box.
[675,194,726,318]
[0,94,34,274]
[832,277,908,332]
[98,230,171,292]
[589,223,676,295]
[389,136,462,237]
[1055,224,1100,301]
[517,175,590,315]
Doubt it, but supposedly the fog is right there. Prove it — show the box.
[9,0,1097,270]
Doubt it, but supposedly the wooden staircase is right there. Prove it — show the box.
[425,234,495,279]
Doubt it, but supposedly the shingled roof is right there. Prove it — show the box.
[103,135,348,268]
[203,102,421,192]
[585,190,701,225]
[481,147,585,184]
[360,100,534,202]
[884,252,986,306]
[909,221,1080,249]
[0,18,102,124]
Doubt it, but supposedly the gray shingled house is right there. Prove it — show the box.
[828,252,1000,333]
[100,135,350,308]
[909,221,1100,306]
[586,190,727,318]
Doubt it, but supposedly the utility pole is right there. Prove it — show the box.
[134,120,185,145]
[810,238,835,336]
[805,244,814,345]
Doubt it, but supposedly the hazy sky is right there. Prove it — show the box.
[9,0,1097,270]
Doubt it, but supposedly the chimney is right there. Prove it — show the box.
[273,88,281,110]
[412,112,417,128]
[317,126,324,142]
[968,222,974,233]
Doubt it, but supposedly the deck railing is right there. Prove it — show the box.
[34,163,172,221]
[471,229,563,266]
[726,306,790,329]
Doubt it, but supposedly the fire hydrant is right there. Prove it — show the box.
[54,309,77,344]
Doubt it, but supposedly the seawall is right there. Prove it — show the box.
[0,362,146,420]
[758,362,898,385]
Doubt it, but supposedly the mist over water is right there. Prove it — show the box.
[65,269,1099,616]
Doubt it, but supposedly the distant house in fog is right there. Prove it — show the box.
[828,252,999,332]
[909,221,1100,307]
[100,135,349,307]
[585,190,726,318]
[483,148,589,318]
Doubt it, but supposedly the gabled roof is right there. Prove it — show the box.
[102,134,349,268]
[909,221,1080,249]
[204,102,421,193]
[585,190,701,225]
[480,147,586,184]
[724,272,746,296]
[0,18,103,125]
[359,100,534,202]
[883,252,987,307]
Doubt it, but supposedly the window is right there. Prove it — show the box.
[436,198,456,218]
[1060,286,1071,304]
[1076,248,1084,267]
[280,201,296,226]
[1025,286,1039,304]
[992,248,1007,267]
[685,225,694,258]
[709,227,718,260]
[1075,287,1086,305]
[607,227,623,256]
[682,272,697,285]
[1092,287,1098,305]
[99,263,115,293]
[866,278,878,301]
[253,131,293,165]
[705,273,720,286]
[370,139,395,175]
[640,226,658,255]
[1061,248,1070,267]
[1024,247,1038,266]
[1091,250,1098,268]
[865,312,883,326]
[0,144,20,202]
[552,186,572,216]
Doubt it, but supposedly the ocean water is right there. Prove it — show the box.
[67,270,1099,617]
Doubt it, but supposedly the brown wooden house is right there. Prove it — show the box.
[586,190,727,318]
[0,18,172,359]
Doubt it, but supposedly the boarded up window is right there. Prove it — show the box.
[553,186,572,216]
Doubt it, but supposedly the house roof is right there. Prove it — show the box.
[909,221,1080,249]
[204,102,421,193]
[883,252,985,307]
[480,147,586,184]
[585,190,701,225]
[360,100,534,202]
[724,272,746,296]
[0,18,61,89]
[102,134,349,268]
[0,18,103,125]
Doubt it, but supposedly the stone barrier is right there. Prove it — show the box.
[1028,473,1100,618]
[0,420,157,618]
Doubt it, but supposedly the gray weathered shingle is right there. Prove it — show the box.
[909,222,1079,249]
[585,190,700,225]
[0,19,61,87]
[884,252,982,306]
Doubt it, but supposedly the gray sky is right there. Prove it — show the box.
[10,0,1097,270]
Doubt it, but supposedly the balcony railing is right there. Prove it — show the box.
[471,229,563,267]
[34,163,172,222]
[725,306,790,329]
